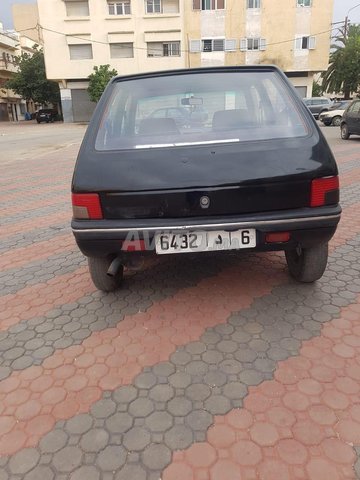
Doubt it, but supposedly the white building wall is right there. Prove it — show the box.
[200,10,225,66]
[245,7,261,65]
[293,7,311,71]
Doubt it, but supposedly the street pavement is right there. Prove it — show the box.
[0,122,360,479]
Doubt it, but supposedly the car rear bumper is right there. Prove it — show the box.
[71,206,341,257]
[72,205,341,258]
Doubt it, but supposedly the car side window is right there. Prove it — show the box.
[349,101,360,114]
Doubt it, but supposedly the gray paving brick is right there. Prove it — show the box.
[106,412,133,433]
[39,430,68,454]
[65,415,93,435]
[90,399,117,419]
[115,464,147,480]
[23,466,54,480]
[53,446,83,473]
[141,444,171,470]
[164,425,193,449]
[80,429,109,453]
[145,411,173,432]
[148,384,174,402]
[96,445,127,471]
[70,466,100,480]
[123,427,151,451]
[8,449,40,475]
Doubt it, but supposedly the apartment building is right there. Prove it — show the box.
[186,0,334,98]
[13,3,42,44]
[0,23,27,121]
[0,23,38,121]
[37,0,184,121]
[37,0,334,122]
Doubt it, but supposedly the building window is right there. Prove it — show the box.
[295,36,316,49]
[69,44,93,60]
[146,0,162,13]
[108,1,131,15]
[65,1,89,16]
[297,0,311,6]
[189,39,236,52]
[240,38,266,51]
[110,43,134,58]
[247,0,260,8]
[147,41,180,56]
[202,39,225,52]
[193,0,225,10]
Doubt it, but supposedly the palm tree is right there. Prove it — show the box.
[322,25,360,99]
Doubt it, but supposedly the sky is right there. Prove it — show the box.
[1,0,360,30]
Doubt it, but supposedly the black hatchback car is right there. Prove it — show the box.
[71,66,341,292]
[36,109,57,123]
[341,99,360,139]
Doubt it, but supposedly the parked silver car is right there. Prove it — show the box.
[303,97,333,119]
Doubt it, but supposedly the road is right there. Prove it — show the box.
[0,121,360,480]
[0,122,87,165]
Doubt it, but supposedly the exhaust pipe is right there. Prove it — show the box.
[107,256,123,277]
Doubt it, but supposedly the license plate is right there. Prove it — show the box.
[155,229,256,255]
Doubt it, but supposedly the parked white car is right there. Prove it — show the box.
[319,101,351,126]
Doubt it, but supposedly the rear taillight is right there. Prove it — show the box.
[72,193,103,219]
[310,176,339,207]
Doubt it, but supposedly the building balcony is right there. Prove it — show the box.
[0,59,18,73]
[0,30,19,50]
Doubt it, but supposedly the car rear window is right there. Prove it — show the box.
[95,71,308,151]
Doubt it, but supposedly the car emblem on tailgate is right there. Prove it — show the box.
[200,196,210,209]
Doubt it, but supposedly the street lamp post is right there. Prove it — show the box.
[345,3,360,38]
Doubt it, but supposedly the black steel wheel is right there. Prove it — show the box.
[285,243,328,283]
[88,257,124,292]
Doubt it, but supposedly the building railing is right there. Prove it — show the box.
[0,58,18,72]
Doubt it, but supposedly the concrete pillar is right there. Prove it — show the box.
[60,88,74,123]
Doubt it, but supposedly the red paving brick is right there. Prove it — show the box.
[162,293,360,480]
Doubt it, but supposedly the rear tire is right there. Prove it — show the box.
[88,256,124,292]
[341,123,350,139]
[285,243,328,283]
[332,116,342,127]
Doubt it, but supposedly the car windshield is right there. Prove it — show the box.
[331,101,348,110]
[95,71,308,151]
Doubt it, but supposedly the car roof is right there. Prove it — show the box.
[110,65,284,84]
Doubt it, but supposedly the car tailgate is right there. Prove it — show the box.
[74,137,337,219]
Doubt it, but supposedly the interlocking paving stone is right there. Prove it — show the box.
[0,223,69,254]
[1,233,359,477]
[0,250,86,296]
[0,202,69,225]
[0,138,359,477]
[0,253,275,376]
[163,297,360,479]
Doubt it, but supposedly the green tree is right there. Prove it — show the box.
[87,65,118,103]
[312,81,323,97]
[322,25,360,99]
[6,48,60,106]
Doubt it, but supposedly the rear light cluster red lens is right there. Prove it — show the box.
[265,232,291,243]
[310,176,339,208]
[72,193,103,219]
